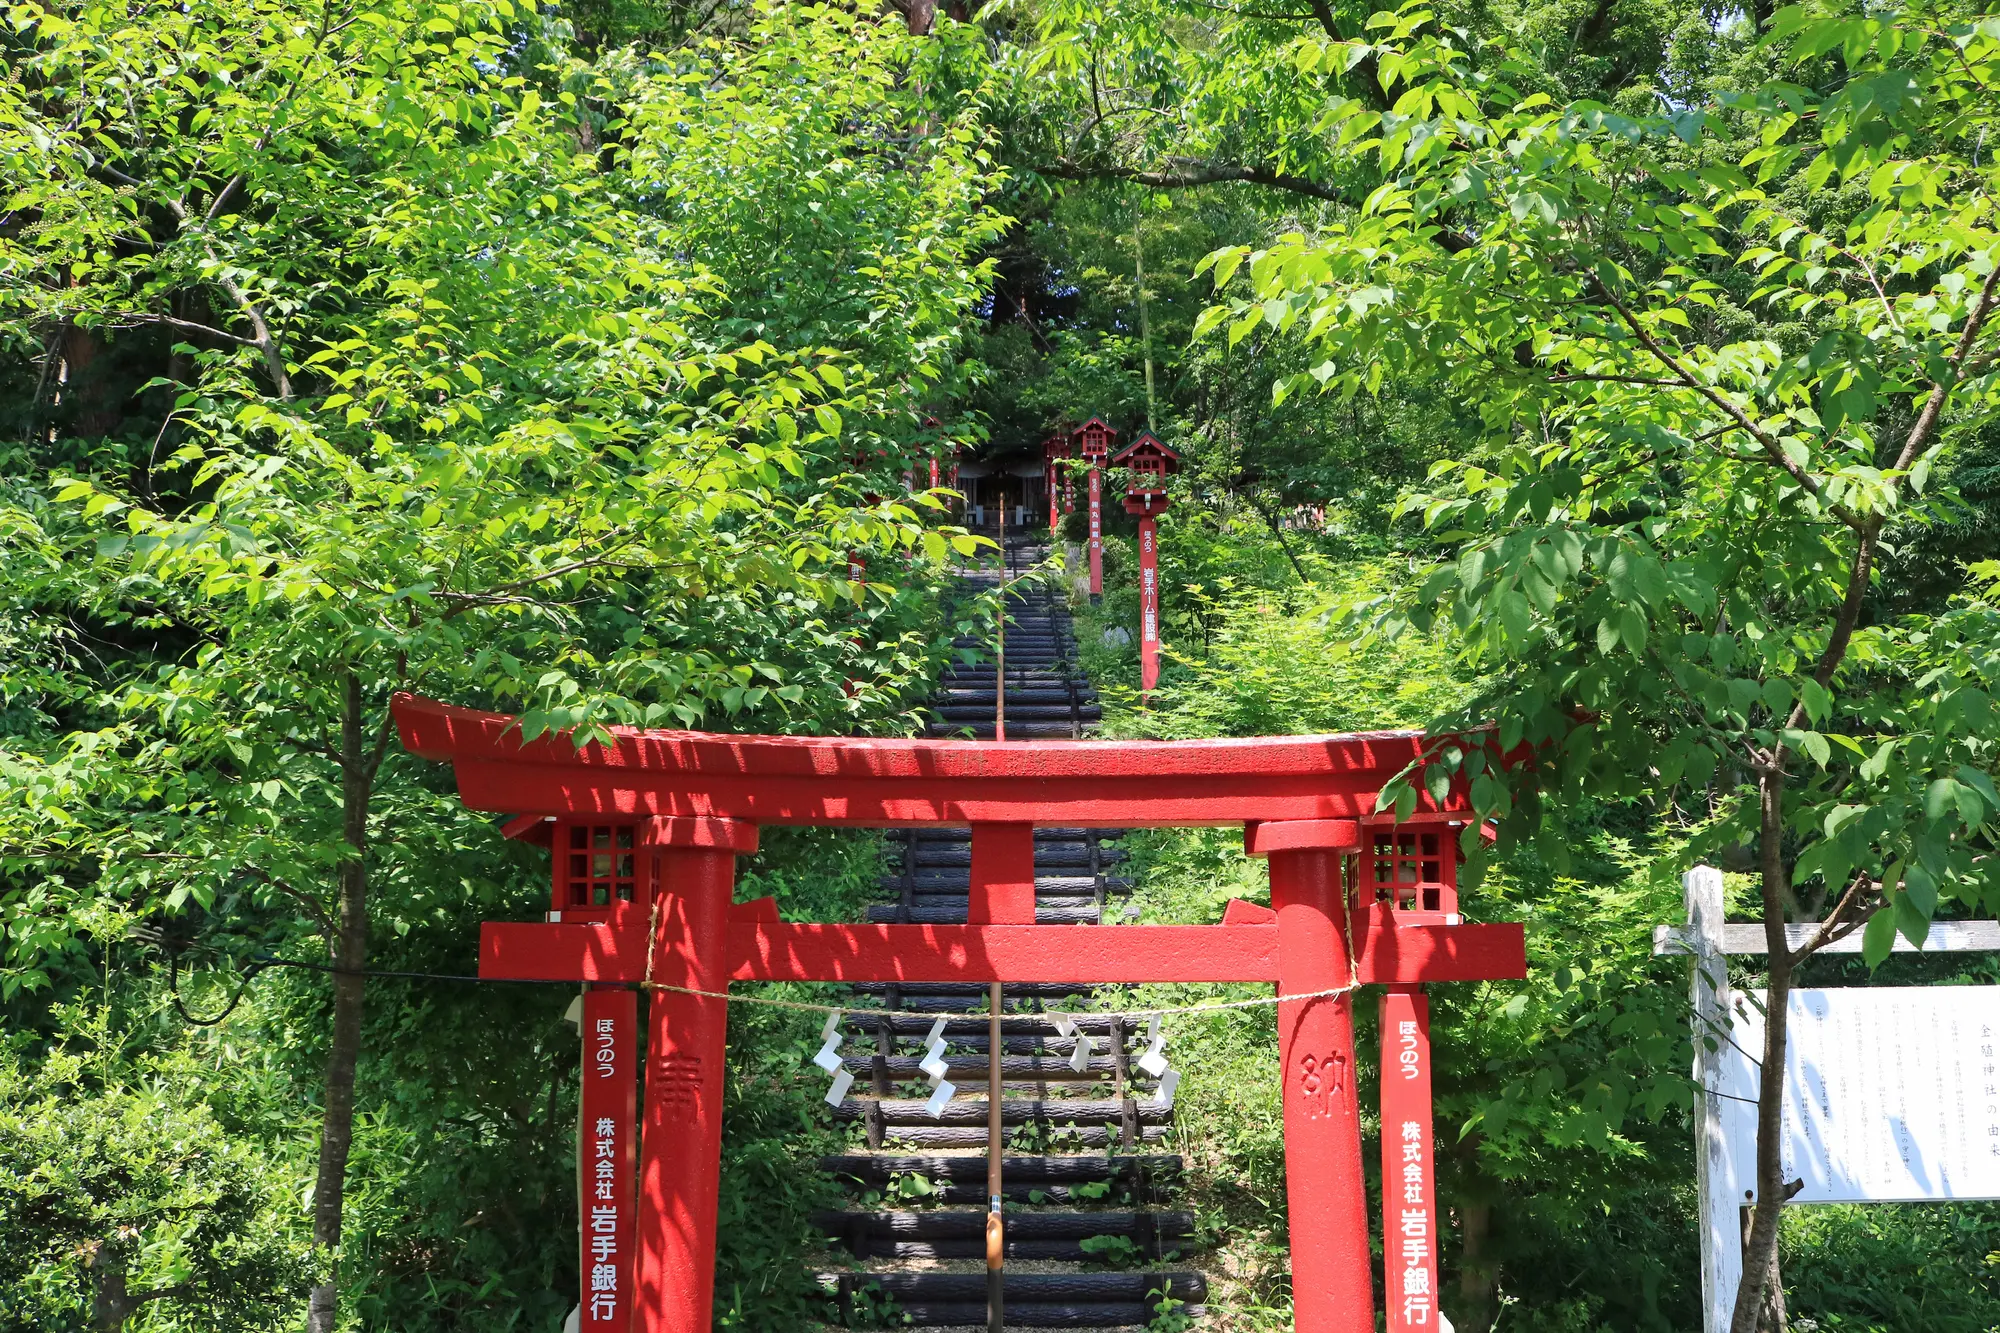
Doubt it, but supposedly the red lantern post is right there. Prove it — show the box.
[1042,429,1071,540]
[1074,418,1116,601]
[1113,430,1180,699]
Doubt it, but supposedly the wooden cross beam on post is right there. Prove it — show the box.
[393,693,1527,1333]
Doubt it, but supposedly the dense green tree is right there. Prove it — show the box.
[1195,3,2000,1324]
[1,2,1000,1326]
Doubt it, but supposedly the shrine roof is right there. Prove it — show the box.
[393,693,1475,828]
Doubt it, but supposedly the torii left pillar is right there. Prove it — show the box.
[633,817,760,1333]
[1248,819,1374,1333]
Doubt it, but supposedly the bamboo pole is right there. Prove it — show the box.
[987,980,1005,1331]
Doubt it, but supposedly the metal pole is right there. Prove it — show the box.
[987,980,1005,1332]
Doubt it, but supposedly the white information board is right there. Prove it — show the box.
[1718,986,2000,1203]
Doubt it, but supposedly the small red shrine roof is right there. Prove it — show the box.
[1113,430,1180,468]
[391,692,1479,828]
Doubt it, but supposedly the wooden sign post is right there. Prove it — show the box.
[1656,867,2000,1333]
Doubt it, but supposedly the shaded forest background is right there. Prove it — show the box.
[4,0,1999,1330]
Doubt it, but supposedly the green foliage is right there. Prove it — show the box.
[0,1017,311,1331]
[1781,1202,2000,1333]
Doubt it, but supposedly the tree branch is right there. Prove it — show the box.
[1892,263,2000,472]
[1589,275,1837,511]
[1788,871,1878,967]
[106,311,257,346]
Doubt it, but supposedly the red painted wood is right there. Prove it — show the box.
[728,896,779,924]
[1245,819,1362,855]
[395,693,1443,782]
[634,845,736,1333]
[1271,845,1374,1333]
[478,917,1525,986]
[1222,898,1278,927]
[451,762,1423,826]
[969,823,1036,925]
[1137,515,1160,695]
[580,989,637,1332]
[1380,989,1440,1333]
[727,923,1282,982]
[1087,466,1103,596]
[640,816,760,854]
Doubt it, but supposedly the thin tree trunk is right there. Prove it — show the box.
[1729,768,1793,1333]
[306,672,373,1333]
[1455,1199,1498,1326]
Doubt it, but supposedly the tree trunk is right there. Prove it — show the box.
[306,673,373,1333]
[85,1241,132,1332]
[1729,767,1793,1333]
[905,0,935,34]
[1455,1199,1498,1326]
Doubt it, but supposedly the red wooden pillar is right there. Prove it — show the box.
[581,988,638,1331]
[1123,493,1170,698]
[634,818,758,1333]
[1138,514,1159,695]
[969,822,1037,925]
[1380,988,1440,1332]
[1248,820,1372,1333]
[1087,467,1103,599]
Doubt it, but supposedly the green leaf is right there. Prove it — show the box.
[1861,905,1897,966]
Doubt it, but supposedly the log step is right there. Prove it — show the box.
[820,1270,1206,1304]
[865,1125,1168,1148]
[841,1013,1139,1036]
[833,1097,1171,1127]
[876,874,1132,895]
[865,902,1101,924]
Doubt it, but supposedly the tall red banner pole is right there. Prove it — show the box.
[1087,467,1103,600]
[1137,514,1160,698]
[580,988,637,1332]
[634,825,754,1333]
[1381,988,1441,1332]
[1251,821,1374,1333]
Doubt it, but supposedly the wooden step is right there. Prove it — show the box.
[834,1097,1172,1128]
[868,1124,1168,1148]
[866,901,1101,924]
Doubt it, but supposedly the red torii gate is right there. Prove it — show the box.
[391,693,1526,1333]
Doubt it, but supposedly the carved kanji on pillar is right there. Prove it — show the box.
[392,695,1527,1333]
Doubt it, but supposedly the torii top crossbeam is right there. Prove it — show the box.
[392,694,1456,827]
